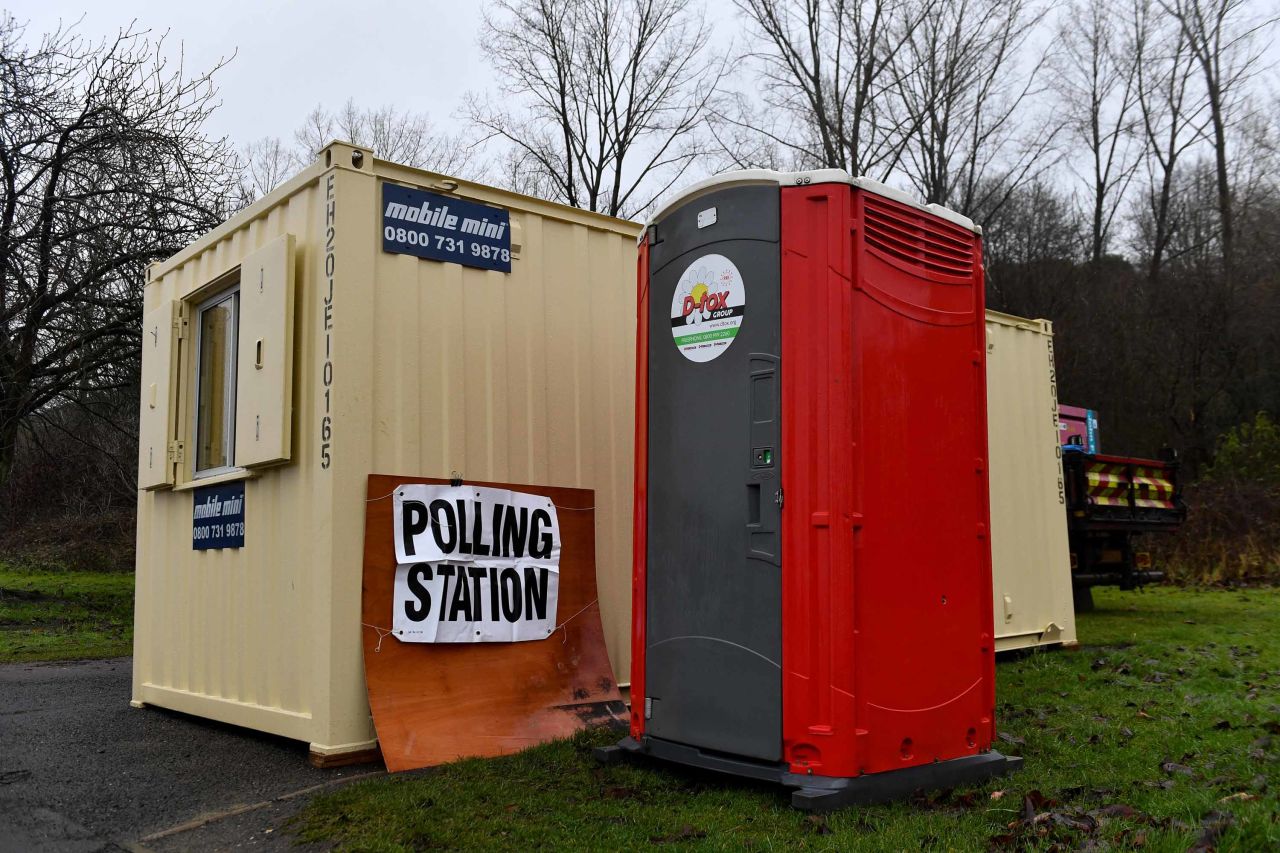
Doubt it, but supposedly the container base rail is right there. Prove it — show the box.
[595,737,1023,813]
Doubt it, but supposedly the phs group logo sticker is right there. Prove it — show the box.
[670,253,745,363]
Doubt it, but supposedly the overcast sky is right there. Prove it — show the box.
[6,1,501,146]
[4,0,738,153]
[5,0,1277,199]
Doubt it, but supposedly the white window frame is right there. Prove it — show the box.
[192,285,241,479]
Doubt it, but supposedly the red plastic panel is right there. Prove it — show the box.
[630,239,650,740]
[781,185,995,778]
[779,184,858,775]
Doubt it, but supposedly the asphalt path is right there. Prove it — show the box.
[0,658,381,852]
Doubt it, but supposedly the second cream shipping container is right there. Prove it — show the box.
[985,310,1077,652]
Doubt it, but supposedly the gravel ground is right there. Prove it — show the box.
[0,658,380,852]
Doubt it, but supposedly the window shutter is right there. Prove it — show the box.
[235,233,296,468]
[138,299,179,490]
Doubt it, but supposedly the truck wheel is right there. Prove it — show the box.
[1073,586,1095,613]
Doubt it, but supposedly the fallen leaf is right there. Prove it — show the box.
[1051,812,1098,832]
[650,824,708,843]
[1219,792,1257,802]
[1024,790,1054,810]
[1136,709,1153,719]
[1161,761,1194,776]
[804,815,832,836]
[990,790,1006,800]
[1191,810,1235,852]
[1096,804,1137,818]
[998,731,1026,746]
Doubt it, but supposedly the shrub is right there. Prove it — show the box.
[1203,412,1280,485]
[1154,412,1280,585]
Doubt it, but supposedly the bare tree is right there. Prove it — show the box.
[240,136,296,199]
[723,0,933,177]
[0,17,240,489]
[1129,0,1208,282]
[241,98,473,198]
[894,0,1058,219]
[292,99,473,175]
[468,0,726,219]
[1159,0,1276,283]
[1054,0,1143,264]
[981,179,1086,319]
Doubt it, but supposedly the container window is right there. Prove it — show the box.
[194,285,240,476]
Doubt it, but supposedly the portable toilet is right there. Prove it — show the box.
[603,170,1021,809]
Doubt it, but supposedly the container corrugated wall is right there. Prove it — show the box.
[134,143,641,754]
[329,157,640,701]
[984,310,1077,652]
[134,161,353,747]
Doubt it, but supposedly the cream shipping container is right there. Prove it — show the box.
[984,310,1077,652]
[133,142,641,762]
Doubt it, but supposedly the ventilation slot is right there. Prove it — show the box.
[863,196,974,279]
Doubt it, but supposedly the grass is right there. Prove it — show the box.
[0,564,134,663]
[296,587,1280,851]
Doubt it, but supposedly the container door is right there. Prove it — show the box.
[644,185,782,762]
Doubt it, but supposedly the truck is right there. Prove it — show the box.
[1058,406,1187,609]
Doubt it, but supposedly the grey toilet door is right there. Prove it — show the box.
[644,184,783,762]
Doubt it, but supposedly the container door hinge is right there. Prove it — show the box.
[167,440,184,465]
[174,305,188,340]
[775,488,784,509]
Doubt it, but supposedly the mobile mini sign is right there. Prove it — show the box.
[192,481,245,550]
[381,183,512,273]
[391,484,560,643]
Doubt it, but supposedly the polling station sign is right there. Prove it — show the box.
[192,480,245,550]
[382,183,512,273]
[391,484,560,643]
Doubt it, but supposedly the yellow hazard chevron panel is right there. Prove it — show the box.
[1084,461,1176,509]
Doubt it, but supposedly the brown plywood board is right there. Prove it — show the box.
[362,474,625,772]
